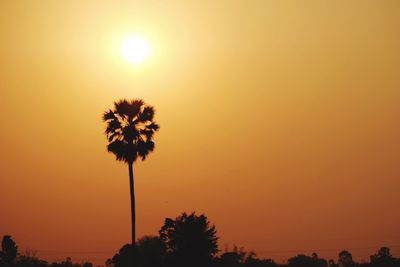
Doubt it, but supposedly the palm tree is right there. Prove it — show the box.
[103,99,160,245]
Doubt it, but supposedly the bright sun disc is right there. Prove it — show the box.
[121,35,150,64]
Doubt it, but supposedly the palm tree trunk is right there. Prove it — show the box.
[128,161,136,245]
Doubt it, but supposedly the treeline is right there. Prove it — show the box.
[1,213,399,267]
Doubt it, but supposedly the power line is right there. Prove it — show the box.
[36,251,111,255]
[256,244,400,254]
[32,244,400,256]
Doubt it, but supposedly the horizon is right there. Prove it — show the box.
[1,1,400,266]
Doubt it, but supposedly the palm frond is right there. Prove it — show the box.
[107,131,122,142]
[137,106,155,123]
[114,99,129,118]
[115,99,144,120]
[103,110,116,121]
[137,139,155,160]
[107,140,128,162]
[105,119,123,134]
[139,129,154,140]
[122,125,140,142]
[146,122,160,131]
[104,99,159,163]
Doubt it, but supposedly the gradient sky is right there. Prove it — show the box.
[1,0,400,265]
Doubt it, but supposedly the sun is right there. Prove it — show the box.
[120,35,150,64]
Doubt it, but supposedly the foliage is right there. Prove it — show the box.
[2,219,400,267]
[338,250,353,267]
[107,236,163,267]
[103,98,160,245]
[159,212,218,267]
[217,246,277,267]
[1,236,18,263]
[287,253,327,267]
[103,99,160,163]
[370,247,399,267]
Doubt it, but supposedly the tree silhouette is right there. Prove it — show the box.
[110,244,135,267]
[103,99,160,245]
[338,250,353,267]
[159,212,218,267]
[0,235,18,264]
[3,232,400,267]
[216,247,278,267]
[135,236,163,267]
[370,247,398,267]
[288,253,327,267]
[107,236,163,267]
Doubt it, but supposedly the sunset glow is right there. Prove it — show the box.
[1,1,400,266]
[120,35,150,64]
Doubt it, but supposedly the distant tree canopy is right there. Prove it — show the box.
[288,253,327,267]
[135,236,163,267]
[370,247,398,267]
[1,235,18,263]
[105,212,218,267]
[216,246,277,267]
[2,215,400,267]
[338,250,353,267]
[159,212,218,267]
[108,236,163,267]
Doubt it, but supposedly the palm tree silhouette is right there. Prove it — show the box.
[103,99,160,245]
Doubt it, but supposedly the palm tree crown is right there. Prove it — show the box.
[103,99,160,163]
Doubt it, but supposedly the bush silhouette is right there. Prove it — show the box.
[370,247,399,267]
[216,246,278,267]
[288,253,327,267]
[159,212,218,267]
[107,236,163,267]
[2,223,400,267]
[0,236,18,264]
[135,236,163,267]
[338,250,353,267]
[110,244,135,267]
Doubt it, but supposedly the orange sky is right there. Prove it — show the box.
[1,0,400,265]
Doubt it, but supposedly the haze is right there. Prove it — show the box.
[0,0,399,265]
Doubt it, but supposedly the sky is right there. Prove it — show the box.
[1,0,400,265]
